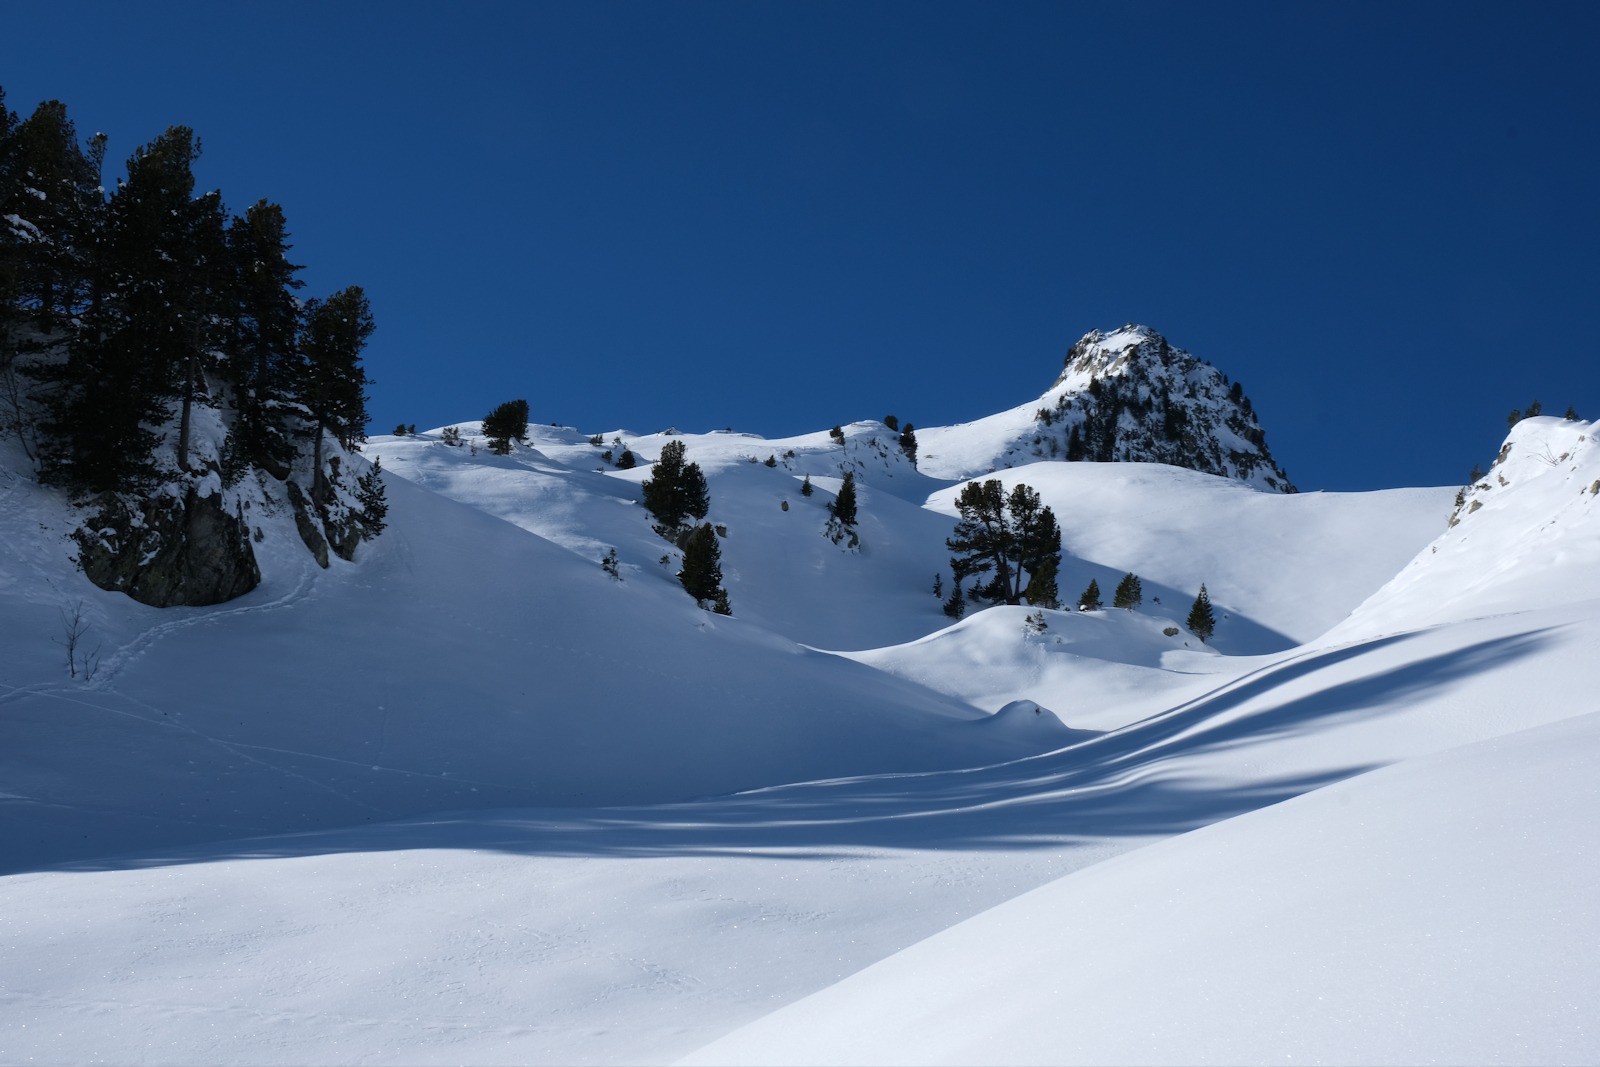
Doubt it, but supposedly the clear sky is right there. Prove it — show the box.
[4,1,1596,491]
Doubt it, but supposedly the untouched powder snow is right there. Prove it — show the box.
[687,707,1600,1066]
[2,399,1595,1066]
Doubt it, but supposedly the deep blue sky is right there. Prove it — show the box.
[5,2,1596,490]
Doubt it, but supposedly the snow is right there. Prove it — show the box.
[1,396,1595,1065]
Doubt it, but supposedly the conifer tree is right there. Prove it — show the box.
[829,470,858,526]
[829,424,845,445]
[355,456,388,535]
[641,439,709,532]
[800,473,813,496]
[942,579,966,619]
[299,285,374,505]
[1187,584,1216,642]
[899,423,917,463]
[616,448,637,469]
[947,480,1061,606]
[1077,578,1102,611]
[883,414,898,431]
[1113,572,1143,610]
[1565,405,1580,421]
[482,398,529,454]
[825,469,860,547]
[1023,554,1059,609]
[678,522,725,606]
[225,199,304,474]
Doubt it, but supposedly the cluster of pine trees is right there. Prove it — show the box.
[944,479,1061,615]
[0,87,374,511]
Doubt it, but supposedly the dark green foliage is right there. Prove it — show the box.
[711,588,732,615]
[763,454,776,467]
[829,424,845,445]
[589,434,603,445]
[1564,405,1580,421]
[1113,572,1143,610]
[441,425,462,446]
[1077,578,1102,611]
[1023,553,1059,609]
[393,424,408,436]
[942,580,966,619]
[946,480,1061,606]
[224,199,304,474]
[899,423,917,463]
[299,285,375,504]
[829,470,858,526]
[932,572,943,599]
[641,439,709,531]
[355,456,388,535]
[883,414,899,431]
[1066,424,1085,462]
[482,398,529,455]
[616,448,636,469]
[800,473,814,496]
[678,523,725,606]
[825,470,860,547]
[1187,584,1216,642]
[601,546,620,580]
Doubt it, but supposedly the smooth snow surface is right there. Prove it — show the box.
[1,409,1594,1066]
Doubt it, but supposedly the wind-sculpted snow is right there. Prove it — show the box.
[1,401,1595,1066]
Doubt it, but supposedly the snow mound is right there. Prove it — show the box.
[1332,415,1600,639]
[686,708,1600,1066]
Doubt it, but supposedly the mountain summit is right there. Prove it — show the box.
[917,325,1295,492]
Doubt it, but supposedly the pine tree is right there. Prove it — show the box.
[711,588,733,615]
[829,424,845,445]
[299,286,375,505]
[825,469,860,547]
[1023,554,1059,609]
[1077,578,1102,611]
[899,423,917,463]
[1565,405,1580,421]
[601,546,620,580]
[829,470,858,525]
[932,572,943,599]
[1187,584,1216,643]
[800,473,814,496]
[482,398,529,454]
[224,199,304,476]
[1113,572,1143,610]
[355,456,388,536]
[641,439,709,532]
[616,448,636,469]
[883,414,898,431]
[678,523,724,606]
[942,579,966,619]
[946,480,1061,606]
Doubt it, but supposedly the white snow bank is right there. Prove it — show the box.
[687,708,1600,1066]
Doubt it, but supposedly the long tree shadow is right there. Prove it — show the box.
[26,624,1557,875]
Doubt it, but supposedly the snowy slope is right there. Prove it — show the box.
[0,441,1047,871]
[926,461,1451,651]
[375,428,1451,654]
[688,704,1600,1066]
[1332,415,1600,639]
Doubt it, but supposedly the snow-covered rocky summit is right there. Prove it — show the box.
[917,324,1294,492]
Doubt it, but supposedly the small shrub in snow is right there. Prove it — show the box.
[601,547,620,580]
[1162,626,1180,637]
[441,426,463,447]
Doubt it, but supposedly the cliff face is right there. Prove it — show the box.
[76,486,261,607]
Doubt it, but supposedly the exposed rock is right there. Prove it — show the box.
[285,479,330,569]
[76,488,261,607]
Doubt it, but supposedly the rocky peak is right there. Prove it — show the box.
[1033,325,1295,492]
